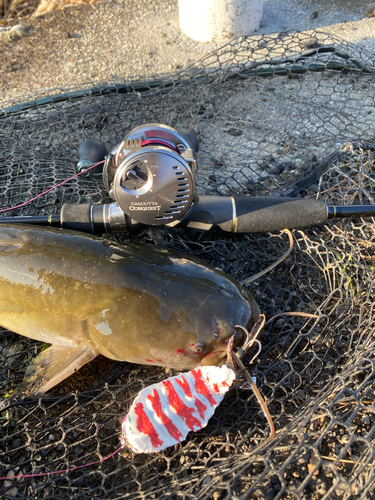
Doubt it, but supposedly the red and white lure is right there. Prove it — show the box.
[121,365,236,453]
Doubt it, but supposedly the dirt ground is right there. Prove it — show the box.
[0,0,375,104]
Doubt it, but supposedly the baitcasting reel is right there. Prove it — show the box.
[101,124,199,226]
[73,123,221,235]
[1,123,374,237]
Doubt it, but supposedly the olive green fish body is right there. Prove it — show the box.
[0,225,259,394]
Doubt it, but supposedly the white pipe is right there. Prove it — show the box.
[178,0,263,42]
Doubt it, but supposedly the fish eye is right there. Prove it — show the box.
[191,343,206,354]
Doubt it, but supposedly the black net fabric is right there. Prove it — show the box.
[2,30,375,499]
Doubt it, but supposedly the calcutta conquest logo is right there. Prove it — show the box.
[130,201,161,211]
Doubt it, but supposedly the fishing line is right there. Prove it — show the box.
[240,229,294,285]
[0,161,105,214]
[0,445,123,481]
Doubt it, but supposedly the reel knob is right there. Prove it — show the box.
[77,138,107,177]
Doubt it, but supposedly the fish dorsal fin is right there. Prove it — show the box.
[0,231,23,248]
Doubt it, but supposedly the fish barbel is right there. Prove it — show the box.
[0,225,260,395]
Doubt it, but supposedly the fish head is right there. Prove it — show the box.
[178,275,261,368]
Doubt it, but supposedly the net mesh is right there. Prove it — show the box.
[2,30,375,499]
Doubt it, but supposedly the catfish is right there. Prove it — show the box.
[0,225,260,395]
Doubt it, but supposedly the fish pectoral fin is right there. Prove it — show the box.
[18,343,98,395]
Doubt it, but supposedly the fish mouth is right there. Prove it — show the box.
[199,325,248,366]
[199,350,227,366]
[200,317,263,366]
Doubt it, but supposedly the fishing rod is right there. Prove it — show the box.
[0,124,373,237]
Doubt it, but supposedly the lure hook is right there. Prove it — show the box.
[227,319,275,454]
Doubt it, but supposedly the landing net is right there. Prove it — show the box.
[1,30,375,499]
